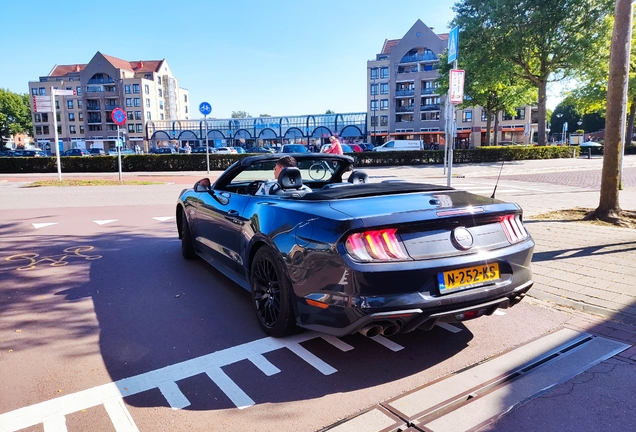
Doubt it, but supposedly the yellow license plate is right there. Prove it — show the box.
[438,263,500,294]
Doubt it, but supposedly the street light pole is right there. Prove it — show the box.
[373,72,377,146]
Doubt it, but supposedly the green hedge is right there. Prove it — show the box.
[0,145,612,174]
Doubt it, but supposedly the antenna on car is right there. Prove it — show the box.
[490,159,505,199]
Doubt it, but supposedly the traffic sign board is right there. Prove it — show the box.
[448,26,459,63]
[199,102,212,116]
[449,69,465,104]
[32,96,52,113]
[112,108,126,125]
[51,87,76,96]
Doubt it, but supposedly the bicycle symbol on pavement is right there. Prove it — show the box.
[5,246,102,271]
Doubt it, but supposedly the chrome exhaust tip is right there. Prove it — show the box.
[359,324,383,337]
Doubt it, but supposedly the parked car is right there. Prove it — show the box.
[176,154,535,338]
[191,146,217,154]
[11,149,47,157]
[348,144,363,152]
[88,148,106,156]
[373,140,422,152]
[281,144,308,153]
[0,150,15,156]
[234,147,246,154]
[358,143,375,152]
[245,147,275,154]
[319,144,354,153]
[108,148,135,155]
[152,147,176,154]
[63,149,91,157]
[215,147,238,154]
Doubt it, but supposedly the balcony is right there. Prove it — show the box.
[397,66,419,74]
[396,106,415,113]
[421,88,439,95]
[395,89,415,97]
[104,103,118,110]
[87,116,102,124]
[86,85,105,93]
[420,104,441,111]
[86,104,101,111]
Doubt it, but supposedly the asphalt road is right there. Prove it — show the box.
[0,160,633,432]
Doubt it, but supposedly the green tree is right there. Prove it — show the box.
[325,109,335,114]
[437,31,535,146]
[231,110,250,118]
[0,89,32,143]
[453,0,614,146]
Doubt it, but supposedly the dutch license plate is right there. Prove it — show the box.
[438,263,500,294]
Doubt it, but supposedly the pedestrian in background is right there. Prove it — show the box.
[323,135,343,155]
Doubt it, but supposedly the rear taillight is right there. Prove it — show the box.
[500,215,529,244]
[345,228,410,262]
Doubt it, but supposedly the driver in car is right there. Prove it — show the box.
[256,155,312,195]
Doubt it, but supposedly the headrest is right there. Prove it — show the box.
[348,170,369,184]
[277,167,303,190]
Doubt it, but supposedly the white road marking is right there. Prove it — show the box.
[369,335,404,352]
[436,323,462,333]
[153,216,174,222]
[321,335,355,352]
[248,354,281,376]
[158,381,190,410]
[206,367,255,409]
[285,342,338,375]
[32,223,57,229]
[42,414,66,432]
[493,310,506,316]
[103,397,139,432]
[94,219,118,225]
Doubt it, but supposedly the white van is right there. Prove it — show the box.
[372,140,422,152]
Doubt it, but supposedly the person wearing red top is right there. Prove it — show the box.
[323,135,344,155]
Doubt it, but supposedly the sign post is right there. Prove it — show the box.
[445,26,462,187]
[48,87,75,180]
[199,102,212,174]
[111,108,127,181]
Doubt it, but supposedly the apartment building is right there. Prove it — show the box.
[367,20,537,147]
[28,51,189,153]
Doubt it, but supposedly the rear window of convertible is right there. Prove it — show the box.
[230,158,347,184]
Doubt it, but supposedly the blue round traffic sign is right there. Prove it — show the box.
[112,108,126,125]
[199,102,212,116]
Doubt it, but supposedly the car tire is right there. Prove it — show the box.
[250,247,297,337]
[180,208,197,259]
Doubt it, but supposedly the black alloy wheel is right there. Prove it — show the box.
[251,247,296,337]
[180,208,197,259]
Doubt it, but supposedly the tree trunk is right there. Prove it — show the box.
[494,111,500,145]
[537,80,548,146]
[595,0,633,219]
[486,112,492,146]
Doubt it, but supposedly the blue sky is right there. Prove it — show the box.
[0,0,560,119]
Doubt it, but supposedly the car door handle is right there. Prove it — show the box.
[228,210,239,217]
[226,210,241,224]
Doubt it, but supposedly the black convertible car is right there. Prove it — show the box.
[176,154,534,337]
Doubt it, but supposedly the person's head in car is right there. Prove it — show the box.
[274,155,298,179]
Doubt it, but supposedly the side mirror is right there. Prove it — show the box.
[194,178,212,192]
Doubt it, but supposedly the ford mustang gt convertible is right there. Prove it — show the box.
[176,154,534,337]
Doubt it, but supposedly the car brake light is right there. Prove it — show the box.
[500,215,528,244]
[345,228,410,262]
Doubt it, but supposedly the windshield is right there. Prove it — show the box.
[230,157,348,185]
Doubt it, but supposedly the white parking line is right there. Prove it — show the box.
[369,335,404,352]
[206,367,255,409]
[153,216,174,222]
[32,222,57,229]
[103,397,139,432]
[436,323,462,333]
[94,219,118,225]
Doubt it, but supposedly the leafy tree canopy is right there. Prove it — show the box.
[231,110,250,118]
[0,88,32,140]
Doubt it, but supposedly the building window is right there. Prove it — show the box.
[380,115,388,126]
[76,86,82,96]
[67,100,74,109]
[39,88,46,95]
[145,74,152,80]
[77,100,82,108]
[135,111,142,120]
[125,85,131,94]
[134,98,141,107]
[516,108,526,120]
[159,101,163,109]
[380,83,389,94]
[380,99,389,110]
[68,113,75,121]
[133,84,140,94]
[146,111,151,120]
[503,111,513,121]
[43,125,49,134]
[370,100,378,111]
[158,89,162,97]
[157,76,162,85]
[42,113,48,122]
[31,88,38,96]
[78,112,83,121]
[57,126,62,134]
[462,110,472,122]
[421,111,440,121]
[146,98,150,108]
[127,111,134,120]
[370,68,379,80]
[370,116,378,126]
[184,94,188,102]
[56,113,60,122]
[35,126,42,135]
[34,113,41,122]
[55,101,59,109]
[69,125,76,134]
[370,84,378,95]
[128,124,135,133]
[144,84,149,94]
[160,113,164,120]
[126,98,132,107]
[80,125,84,134]
[136,124,143,133]
[380,67,389,79]
[185,106,188,113]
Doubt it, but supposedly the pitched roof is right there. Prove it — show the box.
[47,53,163,77]
[50,64,87,76]
[380,33,449,55]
